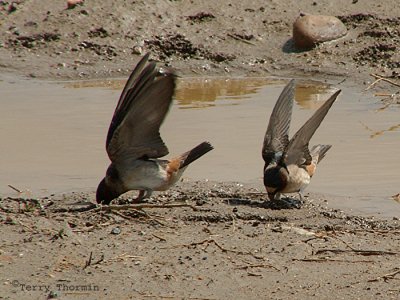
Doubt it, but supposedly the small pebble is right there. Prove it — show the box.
[47,291,59,299]
[111,227,121,235]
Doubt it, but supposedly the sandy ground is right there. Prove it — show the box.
[1,0,400,299]
[1,182,400,300]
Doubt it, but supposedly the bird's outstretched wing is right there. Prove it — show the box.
[106,53,176,163]
[284,90,341,167]
[262,79,296,166]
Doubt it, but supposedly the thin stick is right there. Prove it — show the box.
[111,210,134,220]
[85,253,141,268]
[293,258,374,263]
[235,263,280,271]
[169,238,264,259]
[7,184,22,193]
[100,203,201,212]
[328,235,357,251]
[314,248,397,256]
[368,268,400,282]
[375,93,395,97]
[51,202,202,213]
[365,78,383,90]
[152,234,167,242]
[371,74,400,88]
[227,33,256,45]
[247,272,263,277]
[83,253,104,269]
[107,253,143,262]
[83,251,93,269]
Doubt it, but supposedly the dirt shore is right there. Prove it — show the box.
[0,1,400,87]
[1,1,400,299]
[1,181,399,299]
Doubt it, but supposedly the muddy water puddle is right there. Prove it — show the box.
[0,75,399,218]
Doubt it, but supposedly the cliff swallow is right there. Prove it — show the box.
[262,79,340,202]
[96,53,213,205]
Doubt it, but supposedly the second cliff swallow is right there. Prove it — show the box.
[262,80,340,201]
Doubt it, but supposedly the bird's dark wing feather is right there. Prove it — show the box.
[106,53,154,147]
[262,79,296,165]
[284,90,341,166]
[106,54,176,162]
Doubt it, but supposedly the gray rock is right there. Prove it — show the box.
[111,227,121,235]
[293,14,347,50]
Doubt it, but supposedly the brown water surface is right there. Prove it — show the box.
[0,75,399,218]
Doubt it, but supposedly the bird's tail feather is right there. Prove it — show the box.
[179,142,214,169]
[310,144,332,164]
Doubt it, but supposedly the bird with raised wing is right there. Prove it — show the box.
[96,53,213,205]
[262,79,340,202]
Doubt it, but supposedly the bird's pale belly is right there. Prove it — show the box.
[280,165,310,193]
[119,160,183,191]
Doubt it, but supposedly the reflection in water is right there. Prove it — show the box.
[295,82,338,109]
[64,77,338,111]
[174,78,278,109]
[64,77,279,109]
[65,79,126,90]
[360,122,400,139]
[375,102,392,112]
[175,78,338,109]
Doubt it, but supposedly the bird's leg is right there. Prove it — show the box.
[132,190,146,203]
[132,190,153,203]
[143,190,153,199]
[298,191,305,202]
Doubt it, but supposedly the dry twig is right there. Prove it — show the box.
[83,253,104,268]
[84,252,142,268]
[368,268,400,282]
[51,202,203,214]
[100,203,202,212]
[227,33,256,45]
[314,248,397,256]
[365,78,383,91]
[152,233,167,241]
[293,258,374,263]
[83,251,93,269]
[111,210,134,220]
[370,73,400,88]
[7,184,22,193]
[169,238,264,259]
[235,263,280,271]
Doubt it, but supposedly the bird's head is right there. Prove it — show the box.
[264,166,289,201]
[96,178,121,205]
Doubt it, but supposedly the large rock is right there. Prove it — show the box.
[293,14,347,50]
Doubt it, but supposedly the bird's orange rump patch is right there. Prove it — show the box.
[166,158,181,174]
[305,163,316,177]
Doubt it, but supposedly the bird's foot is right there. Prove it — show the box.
[130,190,152,204]
[298,192,306,203]
[265,196,303,210]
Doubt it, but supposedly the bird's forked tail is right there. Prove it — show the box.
[310,144,332,165]
[178,142,214,169]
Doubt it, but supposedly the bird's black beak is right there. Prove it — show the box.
[267,192,276,201]
[96,178,118,205]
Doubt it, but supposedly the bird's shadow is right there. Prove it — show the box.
[223,197,303,210]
